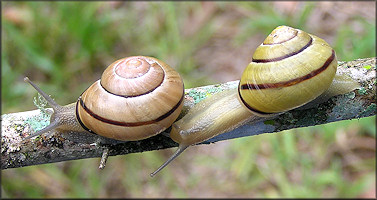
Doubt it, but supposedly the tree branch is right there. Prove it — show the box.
[1,57,376,170]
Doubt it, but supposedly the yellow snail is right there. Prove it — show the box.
[150,25,360,177]
[24,56,184,142]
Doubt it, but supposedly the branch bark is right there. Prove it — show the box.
[1,57,376,170]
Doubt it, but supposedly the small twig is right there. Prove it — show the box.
[99,147,110,170]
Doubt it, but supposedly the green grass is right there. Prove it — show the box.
[225,116,375,198]
[1,1,375,198]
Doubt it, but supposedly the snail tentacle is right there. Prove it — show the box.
[23,77,65,139]
[23,120,60,140]
[150,144,189,177]
[24,77,62,110]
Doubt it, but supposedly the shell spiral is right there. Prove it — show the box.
[238,26,337,116]
[76,56,184,141]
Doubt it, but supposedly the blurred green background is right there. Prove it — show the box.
[1,1,375,198]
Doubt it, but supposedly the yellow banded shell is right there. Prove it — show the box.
[238,26,337,115]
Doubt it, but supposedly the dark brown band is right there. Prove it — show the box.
[76,88,184,129]
[99,70,165,98]
[241,50,335,90]
[253,37,313,63]
[75,99,95,134]
[237,84,273,115]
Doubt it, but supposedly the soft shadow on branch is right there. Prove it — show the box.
[1,57,376,170]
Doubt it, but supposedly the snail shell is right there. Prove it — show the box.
[239,26,337,115]
[77,56,184,141]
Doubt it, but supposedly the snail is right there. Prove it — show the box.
[24,56,185,142]
[150,26,360,177]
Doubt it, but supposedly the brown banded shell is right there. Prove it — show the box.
[76,56,184,141]
[238,26,337,116]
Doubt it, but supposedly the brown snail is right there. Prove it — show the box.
[24,56,184,142]
[150,26,360,176]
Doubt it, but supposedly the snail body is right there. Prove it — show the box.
[25,56,184,142]
[150,26,360,176]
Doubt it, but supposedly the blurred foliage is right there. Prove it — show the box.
[334,19,376,61]
[1,1,375,198]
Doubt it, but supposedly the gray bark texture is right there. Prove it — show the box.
[1,57,376,170]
